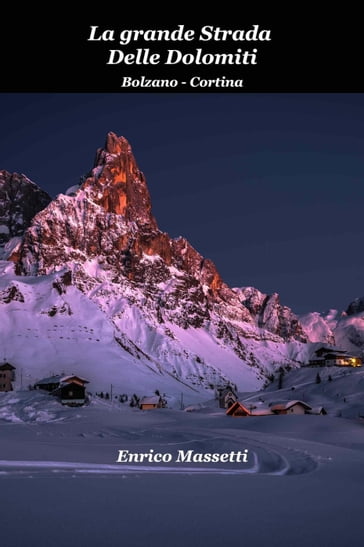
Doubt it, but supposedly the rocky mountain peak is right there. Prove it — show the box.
[81,132,157,229]
[0,170,51,250]
[237,286,307,342]
[346,297,364,316]
[104,131,130,154]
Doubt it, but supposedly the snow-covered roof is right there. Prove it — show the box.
[250,408,274,416]
[61,375,89,384]
[271,400,312,411]
[35,375,89,386]
[140,396,161,405]
[0,362,15,370]
[316,346,348,355]
[226,401,251,415]
[35,375,62,385]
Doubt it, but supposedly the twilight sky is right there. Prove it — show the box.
[1,93,363,315]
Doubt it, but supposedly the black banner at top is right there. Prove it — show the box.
[0,15,362,92]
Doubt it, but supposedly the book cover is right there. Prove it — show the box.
[1,15,363,547]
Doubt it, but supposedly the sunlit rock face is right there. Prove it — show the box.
[12,132,256,328]
[83,132,158,227]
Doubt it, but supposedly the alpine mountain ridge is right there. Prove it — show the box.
[0,132,351,404]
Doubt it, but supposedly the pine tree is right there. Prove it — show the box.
[130,394,139,408]
[278,370,284,389]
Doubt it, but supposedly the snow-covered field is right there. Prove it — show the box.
[2,367,364,546]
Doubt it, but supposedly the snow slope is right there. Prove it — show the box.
[0,258,313,403]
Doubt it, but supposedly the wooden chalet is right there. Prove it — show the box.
[53,381,87,406]
[309,346,362,367]
[271,400,312,415]
[139,395,164,410]
[217,385,238,409]
[0,363,16,392]
[226,401,273,417]
[34,374,89,406]
[226,401,251,417]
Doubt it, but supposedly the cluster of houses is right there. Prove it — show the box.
[218,385,326,418]
[34,376,168,409]
[33,378,167,410]
[226,399,326,417]
[219,344,363,419]
[0,362,167,410]
[0,365,90,407]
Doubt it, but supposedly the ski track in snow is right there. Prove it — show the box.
[0,441,318,478]
[0,459,258,476]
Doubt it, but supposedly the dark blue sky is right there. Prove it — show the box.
[1,93,363,315]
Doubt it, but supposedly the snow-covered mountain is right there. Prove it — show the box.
[300,302,364,356]
[299,311,337,345]
[0,133,329,402]
[237,286,306,341]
